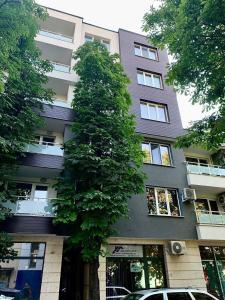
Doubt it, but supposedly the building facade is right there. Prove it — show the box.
[1,7,225,300]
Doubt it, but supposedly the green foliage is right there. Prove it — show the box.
[54,42,145,261]
[143,0,225,149]
[0,0,53,258]
[0,232,17,263]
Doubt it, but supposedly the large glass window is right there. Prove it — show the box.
[140,101,168,122]
[200,246,225,299]
[134,44,158,61]
[137,71,162,89]
[0,242,45,300]
[142,142,172,166]
[106,245,166,293]
[146,187,180,216]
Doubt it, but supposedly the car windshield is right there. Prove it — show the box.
[124,294,144,300]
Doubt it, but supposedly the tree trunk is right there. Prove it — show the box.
[83,258,100,300]
[83,263,90,300]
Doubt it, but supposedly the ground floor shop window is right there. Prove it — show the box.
[106,245,166,293]
[200,246,225,299]
[0,242,45,300]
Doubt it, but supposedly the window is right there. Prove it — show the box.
[106,245,166,293]
[146,187,180,216]
[192,292,215,300]
[85,34,110,50]
[146,294,164,300]
[134,44,158,61]
[137,71,162,88]
[195,199,219,214]
[142,142,172,166]
[185,157,209,166]
[140,101,168,122]
[35,135,56,146]
[167,292,192,300]
[0,243,45,300]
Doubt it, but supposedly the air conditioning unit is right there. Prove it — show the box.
[169,241,186,255]
[183,188,196,202]
[218,193,225,206]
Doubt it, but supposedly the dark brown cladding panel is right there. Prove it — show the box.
[21,153,64,169]
[40,103,75,122]
[119,29,183,139]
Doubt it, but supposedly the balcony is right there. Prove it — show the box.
[24,142,64,156]
[52,61,71,73]
[39,29,73,43]
[195,209,225,240]
[5,196,54,217]
[186,162,225,193]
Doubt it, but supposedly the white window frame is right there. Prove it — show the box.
[35,135,56,146]
[142,142,172,166]
[10,182,49,201]
[140,101,168,122]
[147,187,180,216]
[137,70,162,89]
[84,34,110,51]
[134,44,158,61]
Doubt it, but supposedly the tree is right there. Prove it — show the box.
[53,41,145,300]
[143,0,225,150]
[0,0,53,258]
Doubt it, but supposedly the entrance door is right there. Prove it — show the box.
[200,246,225,299]
[202,260,222,298]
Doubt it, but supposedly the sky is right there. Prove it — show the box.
[36,0,205,128]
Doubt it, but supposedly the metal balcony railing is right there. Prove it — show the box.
[52,61,71,73]
[5,196,54,217]
[39,29,73,43]
[24,142,64,156]
[186,162,225,177]
[195,209,225,225]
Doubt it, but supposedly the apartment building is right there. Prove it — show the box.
[1,6,225,300]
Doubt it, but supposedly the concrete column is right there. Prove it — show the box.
[40,236,64,300]
[99,255,106,300]
[165,240,206,289]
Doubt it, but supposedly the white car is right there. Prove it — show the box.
[123,289,220,300]
[106,286,131,299]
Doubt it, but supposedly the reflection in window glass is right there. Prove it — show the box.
[158,106,167,122]
[142,47,149,58]
[146,187,157,214]
[151,144,161,165]
[140,102,149,119]
[0,243,45,300]
[142,143,151,163]
[168,189,179,216]
[149,50,157,60]
[145,74,153,86]
[157,188,168,215]
[149,105,157,120]
[146,187,180,216]
[134,45,141,56]
[160,145,171,166]
[153,75,161,88]
[137,72,145,85]
[140,101,168,122]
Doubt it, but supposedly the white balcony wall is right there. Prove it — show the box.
[197,224,225,240]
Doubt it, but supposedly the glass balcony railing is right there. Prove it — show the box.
[196,209,225,225]
[5,196,54,217]
[52,62,71,73]
[39,29,73,43]
[186,162,225,177]
[24,142,64,156]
